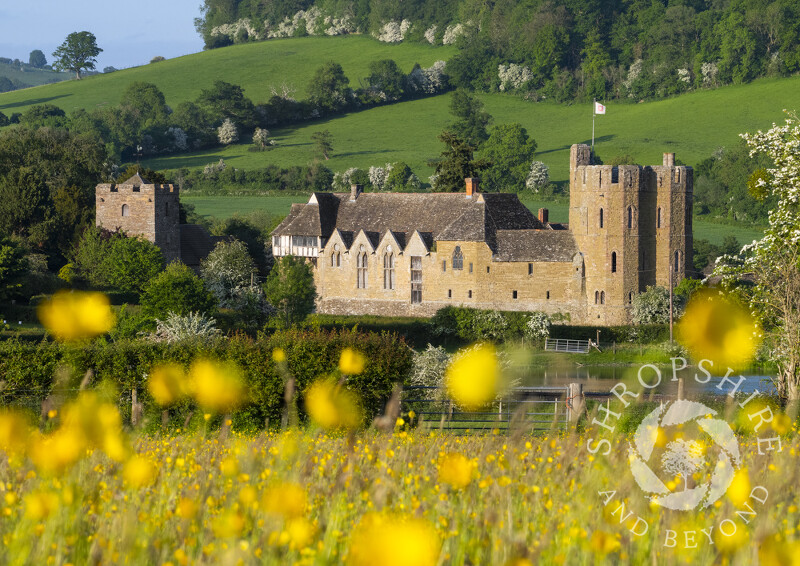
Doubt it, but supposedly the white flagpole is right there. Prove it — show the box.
[591,99,596,159]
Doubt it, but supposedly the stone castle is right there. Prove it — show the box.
[95,173,220,269]
[272,144,693,325]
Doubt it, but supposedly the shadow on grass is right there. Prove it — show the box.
[0,93,72,110]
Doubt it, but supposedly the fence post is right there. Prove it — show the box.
[677,377,685,401]
[567,383,584,424]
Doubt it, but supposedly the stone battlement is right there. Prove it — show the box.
[96,183,178,194]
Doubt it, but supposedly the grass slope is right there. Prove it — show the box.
[0,36,454,115]
[0,62,71,90]
[183,194,764,245]
[145,73,800,184]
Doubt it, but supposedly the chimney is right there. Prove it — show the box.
[465,177,479,197]
[538,208,549,224]
[663,153,675,167]
[350,184,363,201]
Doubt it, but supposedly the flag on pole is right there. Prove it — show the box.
[594,101,606,115]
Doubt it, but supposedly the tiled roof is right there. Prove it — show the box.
[180,224,223,267]
[493,230,579,262]
[120,172,149,185]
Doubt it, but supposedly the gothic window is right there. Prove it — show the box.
[331,244,341,267]
[383,251,395,290]
[594,291,599,305]
[600,291,606,305]
[611,252,617,273]
[121,204,130,217]
[674,250,680,273]
[599,208,604,228]
[627,206,633,229]
[411,256,422,303]
[452,246,464,270]
[357,246,368,289]
[657,207,662,229]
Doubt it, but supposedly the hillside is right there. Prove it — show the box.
[0,61,71,92]
[143,73,800,184]
[0,36,454,116]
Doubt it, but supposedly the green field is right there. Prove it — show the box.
[0,62,71,90]
[0,36,453,115]
[142,73,800,183]
[183,194,762,245]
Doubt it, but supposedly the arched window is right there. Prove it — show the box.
[599,208,604,228]
[657,207,662,228]
[674,250,680,273]
[121,204,130,217]
[600,291,606,305]
[594,291,599,305]
[336,253,341,267]
[383,250,395,290]
[627,206,633,229]
[452,246,464,270]
[611,252,617,273]
[331,252,336,267]
[357,245,368,288]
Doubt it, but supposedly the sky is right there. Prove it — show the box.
[0,0,205,70]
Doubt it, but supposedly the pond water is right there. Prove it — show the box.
[521,360,776,396]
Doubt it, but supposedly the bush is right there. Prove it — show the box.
[150,312,221,343]
[200,240,256,306]
[428,306,532,343]
[105,236,165,294]
[140,262,217,319]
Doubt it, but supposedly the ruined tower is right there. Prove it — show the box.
[95,172,181,264]
[569,144,692,325]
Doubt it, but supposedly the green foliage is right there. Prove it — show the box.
[19,104,68,129]
[448,89,491,146]
[311,130,333,160]
[105,236,165,294]
[28,50,47,68]
[0,237,28,301]
[631,286,678,325]
[198,80,257,130]
[263,255,316,327]
[428,131,490,192]
[307,61,351,114]
[140,262,216,319]
[429,306,534,343]
[366,59,405,100]
[51,31,102,79]
[200,240,257,305]
[71,227,117,288]
[481,123,536,192]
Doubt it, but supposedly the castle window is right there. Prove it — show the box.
[674,250,680,273]
[486,266,490,274]
[448,289,452,298]
[468,290,473,299]
[452,246,464,270]
[599,208,604,228]
[469,263,473,273]
[611,252,617,273]
[546,291,550,300]
[600,291,606,305]
[676,169,681,182]
[442,260,446,272]
[528,263,533,275]
[629,292,633,304]
[594,291,599,305]
[512,290,518,300]
[383,252,395,290]
[357,249,368,289]
[411,256,422,303]
[121,204,130,217]
[657,207,662,229]
[627,206,633,229]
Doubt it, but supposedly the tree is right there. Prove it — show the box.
[52,31,102,79]
[631,286,679,325]
[366,59,405,100]
[481,123,537,192]
[0,237,28,301]
[307,62,351,114]
[104,236,164,294]
[28,50,47,68]
[716,112,800,400]
[197,80,257,130]
[141,262,217,319]
[428,131,491,192]
[200,239,256,306]
[19,104,68,129]
[449,89,491,146]
[526,161,550,192]
[263,255,316,327]
[252,128,271,149]
[217,118,239,145]
[312,130,333,160]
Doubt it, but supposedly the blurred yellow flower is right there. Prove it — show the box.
[148,364,189,406]
[24,490,60,521]
[212,509,246,538]
[438,453,474,489]
[339,348,366,375]
[190,359,246,413]
[759,536,800,566]
[262,482,307,519]
[771,413,793,435]
[445,344,500,410]
[272,348,287,363]
[714,523,749,554]
[0,410,31,457]
[348,512,440,566]
[29,428,85,476]
[727,468,751,507]
[589,530,621,554]
[305,378,362,430]
[285,517,316,550]
[123,456,157,488]
[678,291,760,371]
[176,498,198,520]
[37,291,116,342]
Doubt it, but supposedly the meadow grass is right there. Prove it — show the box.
[0,36,454,116]
[0,63,71,88]
[183,194,762,245]
[143,72,800,183]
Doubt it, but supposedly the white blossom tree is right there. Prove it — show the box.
[525,161,550,192]
[252,127,272,149]
[217,118,239,145]
[200,240,257,306]
[716,112,800,400]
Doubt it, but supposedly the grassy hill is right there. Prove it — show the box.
[0,36,454,115]
[145,73,800,184]
[0,62,71,91]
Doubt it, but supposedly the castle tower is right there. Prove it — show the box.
[568,144,692,325]
[95,172,181,263]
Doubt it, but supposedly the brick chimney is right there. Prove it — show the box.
[465,177,479,197]
[350,184,363,201]
[663,153,675,167]
[538,208,549,224]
